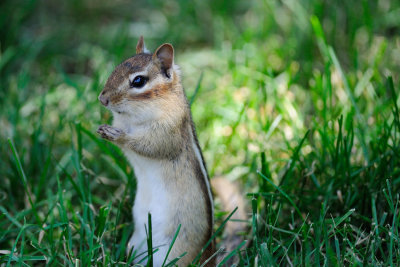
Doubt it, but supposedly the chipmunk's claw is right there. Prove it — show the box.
[97,124,124,141]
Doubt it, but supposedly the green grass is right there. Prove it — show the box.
[1,0,400,266]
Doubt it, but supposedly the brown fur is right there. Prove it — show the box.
[101,54,152,95]
[136,35,145,54]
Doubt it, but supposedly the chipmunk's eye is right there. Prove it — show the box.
[130,75,148,88]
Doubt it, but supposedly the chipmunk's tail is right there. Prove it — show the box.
[211,177,249,266]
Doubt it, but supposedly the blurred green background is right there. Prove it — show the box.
[1,0,400,265]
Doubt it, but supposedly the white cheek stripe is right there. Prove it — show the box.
[191,134,214,225]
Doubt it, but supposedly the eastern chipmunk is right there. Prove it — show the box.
[97,37,215,266]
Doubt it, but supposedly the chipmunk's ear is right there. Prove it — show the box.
[136,36,148,54]
[153,43,174,73]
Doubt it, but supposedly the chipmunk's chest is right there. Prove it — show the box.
[124,149,171,219]
[124,145,173,262]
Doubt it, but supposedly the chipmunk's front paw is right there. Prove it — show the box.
[97,124,124,141]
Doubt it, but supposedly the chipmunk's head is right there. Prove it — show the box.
[99,36,183,123]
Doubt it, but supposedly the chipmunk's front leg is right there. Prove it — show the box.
[97,124,126,143]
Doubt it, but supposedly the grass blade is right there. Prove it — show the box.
[162,224,181,267]
[7,139,41,225]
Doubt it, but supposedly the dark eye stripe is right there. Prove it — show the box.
[130,75,148,88]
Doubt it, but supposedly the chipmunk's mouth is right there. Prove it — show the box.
[110,105,126,115]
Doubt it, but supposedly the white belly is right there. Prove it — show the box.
[125,150,171,265]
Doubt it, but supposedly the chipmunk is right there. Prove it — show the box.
[97,37,248,266]
[97,36,214,266]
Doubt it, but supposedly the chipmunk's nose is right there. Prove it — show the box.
[98,92,109,106]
